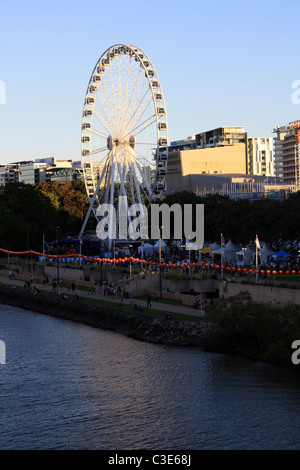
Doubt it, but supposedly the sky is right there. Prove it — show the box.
[0,0,300,164]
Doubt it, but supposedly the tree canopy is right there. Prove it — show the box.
[0,181,88,252]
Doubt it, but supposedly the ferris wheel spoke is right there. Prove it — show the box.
[89,128,108,140]
[119,68,147,137]
[133,145,155,167]
[118,54,132,136]
[93,100,115,136]
[129,93,155,134]
[122,114,156,140]
[95,79,120,133]
[93,105,114,136]
[89,146,108,156]
[119,56,143,135]
[121,89,153,138]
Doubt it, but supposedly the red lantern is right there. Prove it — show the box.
[285,271,290,275]
[279,270,283,275]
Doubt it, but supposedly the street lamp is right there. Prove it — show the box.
[157,224,164,298]
[56,226,60,286]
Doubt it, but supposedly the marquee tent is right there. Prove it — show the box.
[153,239,167,252]
[258,244,275,265]
[271,248,290,259]
[138,243,154,256]
[236,245,254,267]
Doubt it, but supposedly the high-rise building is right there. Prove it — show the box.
[273,121,300,185]
[247,137,274,177]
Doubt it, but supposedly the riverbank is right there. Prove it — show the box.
[0,287,208,347]
[0,286,299,372]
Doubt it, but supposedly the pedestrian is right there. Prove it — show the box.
[147,294,152,307]
[71,282,75,292]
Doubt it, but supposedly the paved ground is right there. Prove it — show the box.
[0,274,205,318]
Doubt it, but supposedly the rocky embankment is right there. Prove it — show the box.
[0,287,208,347]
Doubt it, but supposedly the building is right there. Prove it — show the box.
[167,126,248,194]
[273,121,300,186]
[0,165,21,185]
[0,158,83,187]
[247,137,274,177]
[195,126,247,150]
[166,126,293,199]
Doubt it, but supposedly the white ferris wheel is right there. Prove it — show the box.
[79,44,168,244]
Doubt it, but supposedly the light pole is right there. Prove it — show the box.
[158,225,163,299]
[56,226,60,286]
[199,248,203,306]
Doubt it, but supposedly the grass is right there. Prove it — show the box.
[2,282,203,322]
[273,275,300,283]
[133,295,182,306]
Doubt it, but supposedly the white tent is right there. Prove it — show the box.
[153,239,166,252]
[210,242,221,260]
[236,246,254,267]
[224,240,242,262]
[258,244,275,265]
[138,243,154,256]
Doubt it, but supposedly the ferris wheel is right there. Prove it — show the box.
[79,44,168,243]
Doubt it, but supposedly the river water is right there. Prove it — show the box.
[0,303,299,450]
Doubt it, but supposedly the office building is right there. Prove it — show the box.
[273,121,300,185]
[247,137,274,177]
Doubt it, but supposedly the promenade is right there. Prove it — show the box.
[0,273,204,319]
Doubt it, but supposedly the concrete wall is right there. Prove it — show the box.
[219,280,300,305]
[166,144,247,193]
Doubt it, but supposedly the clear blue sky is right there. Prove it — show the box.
[1,0,299,164]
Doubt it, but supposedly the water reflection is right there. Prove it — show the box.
[0,304,299,450]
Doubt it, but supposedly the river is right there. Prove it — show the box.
[0,303,299,450]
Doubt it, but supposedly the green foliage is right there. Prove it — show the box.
[162,190,300,251]
[164,269,189,280]
[0,181,89,252]
[204,291,300,368]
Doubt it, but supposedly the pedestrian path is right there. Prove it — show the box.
[0,274,204,318]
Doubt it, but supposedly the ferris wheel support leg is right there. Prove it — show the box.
[108,157,115,250]
[78,163,107,239]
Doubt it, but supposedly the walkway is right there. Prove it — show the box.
[0,274,205,318]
